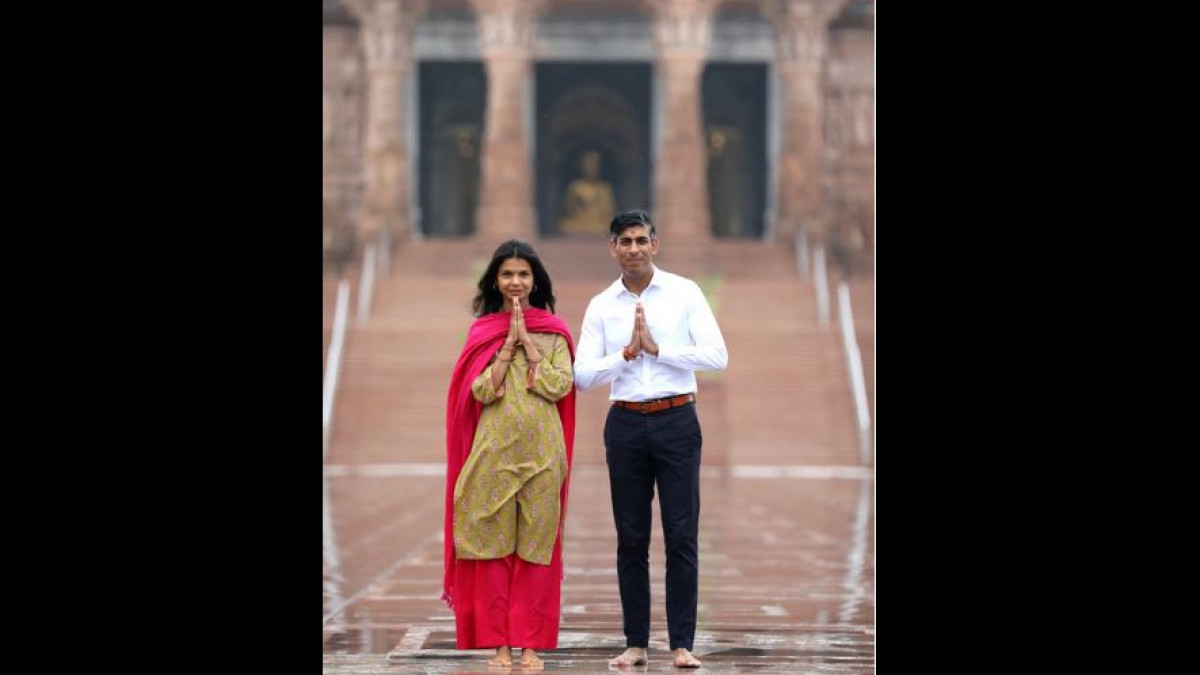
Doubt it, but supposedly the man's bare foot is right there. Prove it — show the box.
[673,648,701,668]
[487,646,513,668]
[519,648,544,669]
[608,647,648,667]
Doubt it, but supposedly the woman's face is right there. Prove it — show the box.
[496,256,534,309]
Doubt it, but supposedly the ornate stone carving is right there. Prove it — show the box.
[643,0,721,241]
[471,0,543,58]
[761,0,846,66]
[760,0,850,242]
[470,0,544,239]
[341,0,428,241]
[644,0,719,57]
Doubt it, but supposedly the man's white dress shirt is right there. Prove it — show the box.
[574,267,728,401]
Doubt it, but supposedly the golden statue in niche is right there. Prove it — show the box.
[558,150,616,235]
[707,127,748,238]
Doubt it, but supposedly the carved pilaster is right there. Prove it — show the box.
[644,0,721,241]
[471,0,543,241]
[344,0,427,243]
[762,0,846,242]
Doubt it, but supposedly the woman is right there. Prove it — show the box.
[442,239,576,669]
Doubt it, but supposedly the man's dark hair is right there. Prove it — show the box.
[609,209,656,241]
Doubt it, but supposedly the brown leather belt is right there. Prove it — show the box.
[613,393,695,414]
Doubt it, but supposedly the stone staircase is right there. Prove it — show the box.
[323,238,873,468]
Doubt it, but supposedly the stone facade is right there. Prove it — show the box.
[322,0,873,271]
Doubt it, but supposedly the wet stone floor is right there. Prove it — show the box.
[324,463,875,674]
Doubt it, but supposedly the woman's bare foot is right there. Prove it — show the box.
[519,648,544,669]
[487,646,513,668]
[608,647,648,667]
[673,648,701,668]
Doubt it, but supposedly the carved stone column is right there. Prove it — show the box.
[323,23,365,255]
[471,0,542,242]
[645,0,719,241]
[825,20,874,275]
[762,0,845,243]
[345,0,427,244]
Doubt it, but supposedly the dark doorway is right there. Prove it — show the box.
[536,63,651,237]
[419,62,485,237]
[703,63,767,238]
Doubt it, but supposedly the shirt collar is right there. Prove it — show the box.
[608,265,664,299]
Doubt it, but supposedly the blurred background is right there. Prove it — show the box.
[323,1,874,671]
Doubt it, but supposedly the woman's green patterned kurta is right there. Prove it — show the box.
[453,332,572,565]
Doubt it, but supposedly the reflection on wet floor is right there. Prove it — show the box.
[324,464,874,674]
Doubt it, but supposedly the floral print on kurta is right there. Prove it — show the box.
[454,332,572,565]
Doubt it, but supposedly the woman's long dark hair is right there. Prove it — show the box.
[472,239,557,317]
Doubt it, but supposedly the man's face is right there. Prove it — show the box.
[609,224,659,275]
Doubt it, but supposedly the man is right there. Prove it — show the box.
[574,209,729,668]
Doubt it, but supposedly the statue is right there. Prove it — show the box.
[558,150,616,235]
[707,128,748,238]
